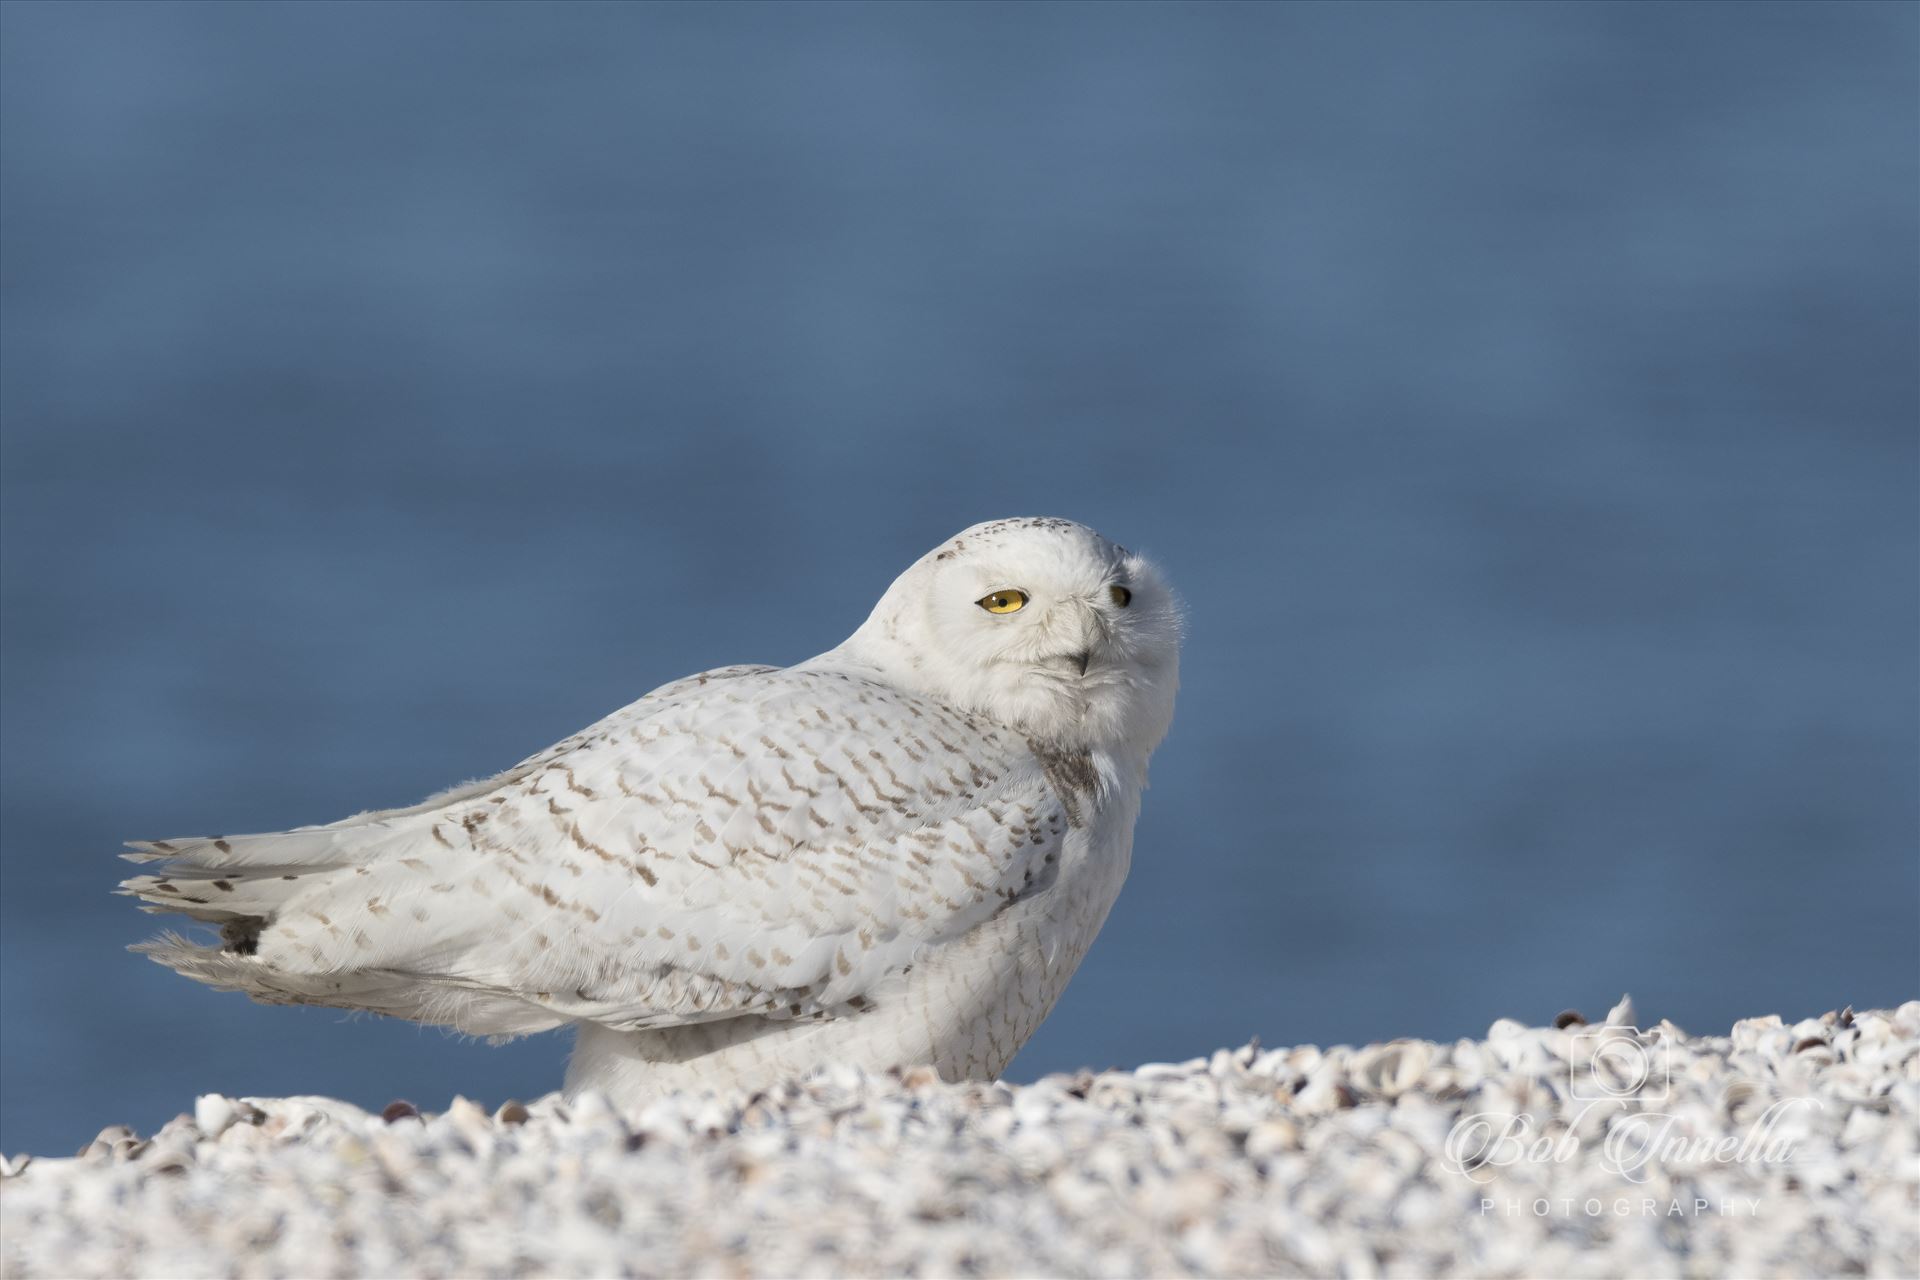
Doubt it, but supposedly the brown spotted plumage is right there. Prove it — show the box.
[122,518,1181,1103]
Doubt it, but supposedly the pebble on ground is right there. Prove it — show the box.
[3,1000,1916,1278]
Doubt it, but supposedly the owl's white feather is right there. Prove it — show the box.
[125,517,1181,1097]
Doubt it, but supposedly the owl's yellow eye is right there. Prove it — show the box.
[977,589,1028,615]
[1109,584,1132,608]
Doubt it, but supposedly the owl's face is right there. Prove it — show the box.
[845,518,1182,760]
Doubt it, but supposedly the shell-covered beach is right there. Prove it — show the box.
[4,1001,1915,1278]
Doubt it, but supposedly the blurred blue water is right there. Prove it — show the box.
[2,2,1914,1156]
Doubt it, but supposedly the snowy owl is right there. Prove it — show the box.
[122,517,1182,1103]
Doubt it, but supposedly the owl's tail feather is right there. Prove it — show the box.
[120,768,533,872]
[123,822,382,872]
[118,824,390,958]
[129,931,566,1039]
[118,821,503,1024]
[118,800,446,934]
[120,861,327,927]
[119,789,571,1038]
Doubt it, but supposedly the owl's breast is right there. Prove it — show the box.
[906,783,1141,1079]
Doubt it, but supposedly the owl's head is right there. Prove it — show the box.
[842,517,1182,762]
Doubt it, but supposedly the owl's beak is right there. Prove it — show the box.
[1052,602,1108,677]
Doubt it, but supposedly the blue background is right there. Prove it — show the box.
[2,2,1914,1156]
